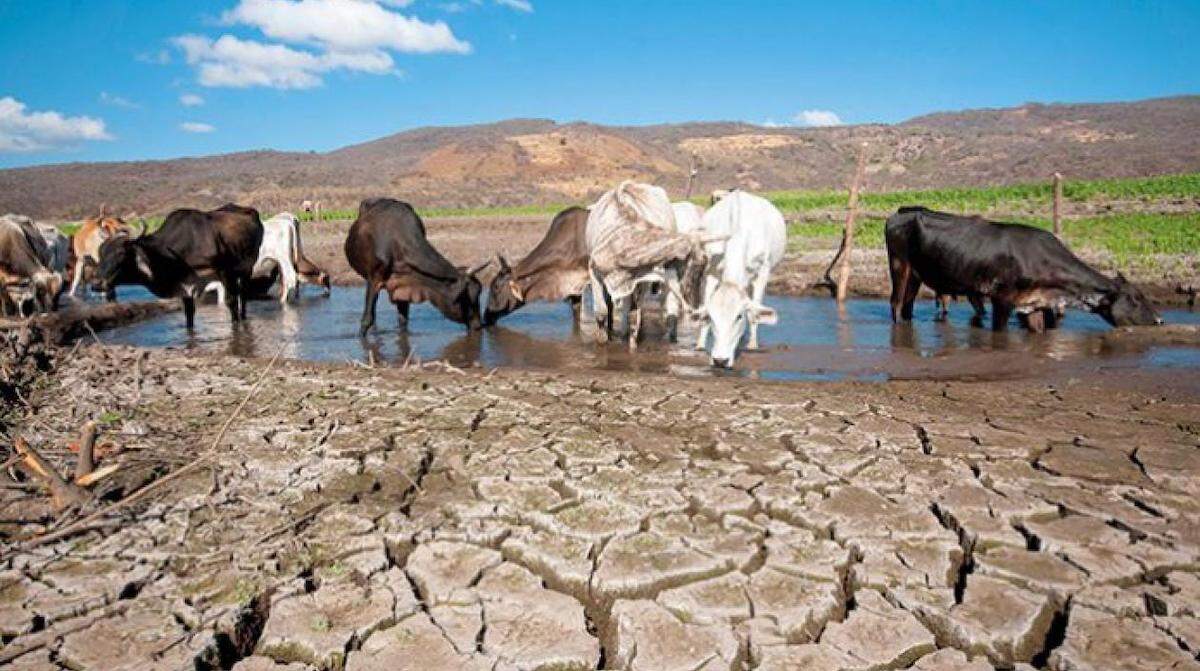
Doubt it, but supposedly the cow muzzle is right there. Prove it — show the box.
[711,357,732,369]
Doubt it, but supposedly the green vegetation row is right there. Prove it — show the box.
[764,172,1200,215]
[787,212,1200,261]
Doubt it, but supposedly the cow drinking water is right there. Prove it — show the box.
[885,206,1161,331]
[95,204,264,328]
[692,190,786,368]
[486,206,591,326]
[344,198,490,336]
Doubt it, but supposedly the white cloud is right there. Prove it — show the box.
[174,34,396,89]
[0,97,112,152]
[221,0,471,54]
[180,93,205,107]
[180,121,216,133]
[494,0,532,11]
[793,109,843,127]
[137,49,171,65]
[99,91,139,109]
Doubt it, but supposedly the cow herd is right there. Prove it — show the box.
[0,179,1163,370]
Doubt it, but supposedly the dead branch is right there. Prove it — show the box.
[16,346,286,550]
[74,421,97,481]
[14,438,92,511]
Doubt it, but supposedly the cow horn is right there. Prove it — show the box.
[467,259,492,277]
[509,280,524,302]
[496,253,511,272]
[135,219,148,238]
[697,232,731,244]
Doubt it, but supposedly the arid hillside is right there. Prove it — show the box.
[2,95,1198,218]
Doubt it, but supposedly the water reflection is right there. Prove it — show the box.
[97,287,1200,383]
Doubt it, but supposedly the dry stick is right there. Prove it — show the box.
[1052,171,1064,238]
[75,421,97,481]
[835,143,869,303]
[14,438,92,511]
[17,346,286,550]
[816,144,869,297]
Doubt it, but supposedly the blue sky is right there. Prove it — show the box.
[0,0,1197,168]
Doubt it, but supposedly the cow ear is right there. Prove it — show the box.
[751,304,778,325]
[134,246,154,280]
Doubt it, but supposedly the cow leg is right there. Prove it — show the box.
[239,275,249,320]
[359,281,381,336]
[1044,308,1062,330]
[1019,310,1046,333]
[900,272,922,322]
[664,269,681,343]
[221,276,240,323]
[567,295,583,328]
[889,259,910,322]
[588,265,611,341]
[628,301,641,351]
[991,300,1013,332]
[695,274,718,351]
[934,295,950,322]
[395,300,410,332]
[69,258,86,296]
[182,293,197,330]
[748,270,770,351]
[968,295,986,327]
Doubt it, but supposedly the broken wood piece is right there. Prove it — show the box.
[75,464,119,488]
[15,438,93,511]
[75,420,97,480]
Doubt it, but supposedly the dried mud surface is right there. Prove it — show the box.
[3,343,1200,670]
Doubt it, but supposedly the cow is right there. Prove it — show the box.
[94,204,264,328]
[692,191,786,367]
[0,214,64,316]
[289,212,331,296]
[344,197,490,336]
[586,181,720,349]
[886,206,1161,331]
[671,201,708,307]
[485,206,590,326]
[69,213,132,299]
[204,212,329,304]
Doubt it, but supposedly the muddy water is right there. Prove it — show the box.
[98,286,1200,383]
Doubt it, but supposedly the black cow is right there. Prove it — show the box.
[344,198,489,336]
[95,204,264,328]
[485,206,590,326]
[886,206,1161,331]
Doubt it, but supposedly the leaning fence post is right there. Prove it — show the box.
[684,155,698,200]
[835,143,869,303]
[1052,172,1063,237]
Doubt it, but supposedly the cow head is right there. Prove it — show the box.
[443,260,490,330]
[484,254,523,325]
[696,282,777,368]
[94,231,153,294]
[1096,273,1162,327]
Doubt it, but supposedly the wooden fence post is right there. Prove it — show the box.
[684,155,698,200]
[835,143,869,303]
[1052,172,1063,237]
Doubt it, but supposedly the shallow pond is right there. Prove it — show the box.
[98,285,1200,383]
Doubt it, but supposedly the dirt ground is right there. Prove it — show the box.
[2,334,1200,670]
[300,214,1200,308]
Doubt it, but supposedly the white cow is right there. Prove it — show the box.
[694,190,786,368]
[204,212,302,305]
[587,182,716,348]
[671,201,706,235]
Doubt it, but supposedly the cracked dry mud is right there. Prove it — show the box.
[2,346,1200,670]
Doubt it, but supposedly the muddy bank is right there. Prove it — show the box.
[0,300,178,345]
[300,214,1200,308]
[2,344,1200,669]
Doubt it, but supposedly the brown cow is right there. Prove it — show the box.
[345,198,490,336]
[485,206,590,326]
[70,211,132,299]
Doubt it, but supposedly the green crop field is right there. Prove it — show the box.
[788,212,1200,261]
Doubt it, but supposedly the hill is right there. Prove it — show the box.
[1,96,1198,219]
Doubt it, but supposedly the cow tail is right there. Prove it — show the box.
[290,218,302,265]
